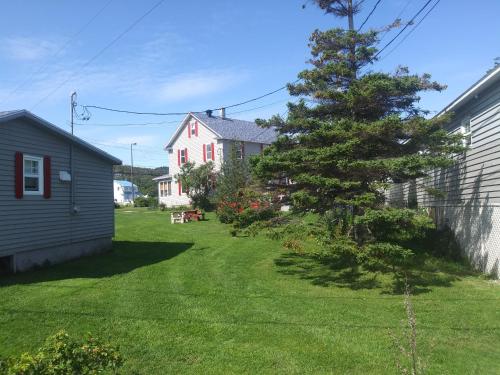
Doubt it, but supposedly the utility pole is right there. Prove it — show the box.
[70,92,77,215]
[130,142,137,203]
[347,0,354,31]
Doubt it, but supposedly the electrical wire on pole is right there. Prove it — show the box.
[357,0,383,32]
[82,79,299,116]
[373,0,433,60]
[378,0,441,61]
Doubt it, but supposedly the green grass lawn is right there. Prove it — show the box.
[0,209,499,374]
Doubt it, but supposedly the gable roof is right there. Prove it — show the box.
[437,65,500,117]
[165,112,278,149]
[0,110,121,165]
[114,180,138,187]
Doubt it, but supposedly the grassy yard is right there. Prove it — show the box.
[0,209,498,374]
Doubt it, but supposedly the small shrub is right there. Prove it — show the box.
[234,207,276,229]
[217,204,239,224]
[159,203,167,211]
[0,330,123,374]
[133,196,157,208]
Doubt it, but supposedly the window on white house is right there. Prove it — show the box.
[190,122,196,136]
[23,155,43,195]
[160,181,172,197]
[206,143,212,160]
[180,149,186,164]
[160,182,165,197]
[461,117,472,147]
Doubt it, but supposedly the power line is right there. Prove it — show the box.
[379,0,441,61]
[357,0,383,32]
[83,79,299,116]
[74,119,182,127]
[31,0,166,110]
[373,0,433,60]
[219,79,299,110]
[378,0,413,43]
[0,0,114,107]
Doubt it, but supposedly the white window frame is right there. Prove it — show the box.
[23,155,44,196]
[160,181,172,197]
[461,117,472,147]
[206,143,213,160]
[190,122,196,136]
[180,149,186,164]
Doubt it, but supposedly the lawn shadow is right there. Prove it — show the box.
[0,241,193,286]
[274,251,476,295]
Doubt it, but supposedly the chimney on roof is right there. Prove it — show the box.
[206,109,213,117]
[220,107,226,119]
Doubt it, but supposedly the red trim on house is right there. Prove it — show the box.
[15,151,23,199]
[187,123,191,138]
[203,144,206,162]
[43,156,51,199]
[177,149,181,166]
[211,143,215,160]
[195,121,199,136]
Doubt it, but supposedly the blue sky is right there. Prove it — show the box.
[0,0,498,167]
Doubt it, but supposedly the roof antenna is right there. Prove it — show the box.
[206,109,213,117]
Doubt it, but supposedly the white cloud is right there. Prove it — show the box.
[0,31,249,110]
[1,36,60,61]
[158,70,247,102]
[113,135,156,147]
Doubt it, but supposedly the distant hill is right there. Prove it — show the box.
[113,165,168,197]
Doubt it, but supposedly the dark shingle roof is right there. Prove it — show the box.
[193,112,277,144]
[0,110,121,165]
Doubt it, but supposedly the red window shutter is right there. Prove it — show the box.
[195,121,198,136]
[178,181,182,195]
[177,149,180,166]
[15,152,23,199]
[203,144,206,162]
[185,148,188,162]
[43,156,51,199]
[187,124,191,138]
[211,143,215,160]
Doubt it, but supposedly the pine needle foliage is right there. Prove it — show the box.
[251,0,464,269]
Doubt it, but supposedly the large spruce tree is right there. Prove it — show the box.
[251,0,463,268]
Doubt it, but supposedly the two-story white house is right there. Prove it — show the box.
[155,109,277,207]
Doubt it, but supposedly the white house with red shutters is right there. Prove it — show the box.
[154,109,277,207]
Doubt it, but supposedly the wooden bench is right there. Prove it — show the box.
[170,211,186,224]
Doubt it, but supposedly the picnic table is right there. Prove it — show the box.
[170,209,204,224]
